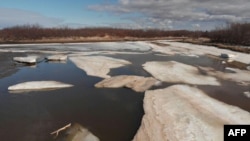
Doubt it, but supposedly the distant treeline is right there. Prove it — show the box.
[0,25,193,40]
[0,23,249,45]
[209,23,250,46]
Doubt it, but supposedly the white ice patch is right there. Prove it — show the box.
[13,56,41,64]
[46,54,67,61]
[69,56,131,78]
[143,61,220,85]
[148,42,176,55]
[68,51,146,57]
[133,85,250,141]
[0,41,151,53]
[158,41,250,64]
[199,67,250,86]
[79,41,151,51]
[243,91,250,98]
[8,81,73,91]
[59,41,151,52]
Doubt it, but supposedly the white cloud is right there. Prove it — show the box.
[0,8,63,28]
[88,0,250,30]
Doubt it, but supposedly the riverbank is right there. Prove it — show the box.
[180,37,250,53]
[1,36,249,54]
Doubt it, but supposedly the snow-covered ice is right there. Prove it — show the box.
[70,56,131,78]
[143,61,220,85]
[95,75,160,92]
[8,81,73,91]
[133,85,250,141]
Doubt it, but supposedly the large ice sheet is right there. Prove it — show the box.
[70,56,131,78]
[143,61,220,85]
[157,41,250,64]
[0,41,151,52]
[133,85,250,141]
[95,75,160,92]
[199,67,250,86]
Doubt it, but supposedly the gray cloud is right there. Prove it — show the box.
[88,0,250,30]
[0,8,63,28]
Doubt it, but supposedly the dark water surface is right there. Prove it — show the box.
[0,55,143,141]
[0,51,249,141]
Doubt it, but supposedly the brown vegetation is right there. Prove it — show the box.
[0,25,193,43]
[209,23,250,46]
[0,23,249,53]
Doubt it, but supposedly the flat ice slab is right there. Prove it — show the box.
[95,75,160,92]
[133,85,250,141]
[244,91,250,98]
[70,56,131,78]
[52,123,99,141]
[143,61,220,85]
[8,81,73,91]
[13,56,40,64]
[46,54,67,61]
[50,123,100,141]
[199,67,250,86]
[0,41,151,52]
[157,41,250,64]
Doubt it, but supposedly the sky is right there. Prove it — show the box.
[0,0,250,30]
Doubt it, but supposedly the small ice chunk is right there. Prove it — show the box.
[243,91,250,98]
[46,54,68,61]
[51,123,99,141]
[8,81,73,91]
[13,56,39,64]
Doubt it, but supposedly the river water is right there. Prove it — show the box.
[0,43,249,141]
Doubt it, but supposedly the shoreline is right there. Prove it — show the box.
[0,36,249,54]
[0,37,176,44]
[179,38,250,54]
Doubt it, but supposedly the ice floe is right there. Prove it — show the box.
[46,54,68,61]
[68,51,146,57]
[148,42,176,55]
[8,81,73,91]
[180,53,200,58]
[13,55,43,64]
[199,67,250,86]
[157,41,250,64]
[143,61,220,85]
[0,41,151,53]
[243,91,250,98]
[95,75,160,92]
[69,56,131,78]
[76,41,151,51]
[51,123,99,141]
[133,85,250,141]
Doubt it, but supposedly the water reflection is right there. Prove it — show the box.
[0,56,144,141]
